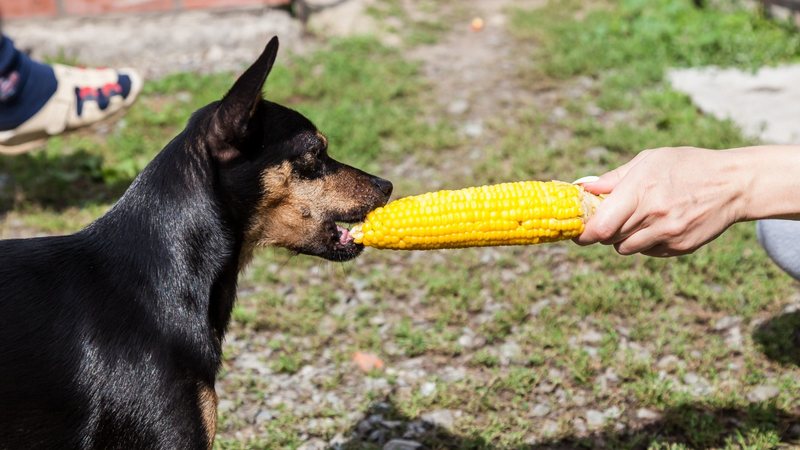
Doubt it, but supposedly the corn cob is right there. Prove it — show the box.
[350,180,600,250]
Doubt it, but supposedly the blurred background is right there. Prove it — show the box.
[2,0,800,448]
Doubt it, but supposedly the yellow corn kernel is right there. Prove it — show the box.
[350,181,600,250]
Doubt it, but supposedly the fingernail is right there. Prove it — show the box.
[572,175,599,185]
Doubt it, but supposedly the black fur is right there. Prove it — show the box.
[0,36,391,449]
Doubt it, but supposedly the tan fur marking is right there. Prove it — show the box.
[197,383,218,449]
[239,159,372,270]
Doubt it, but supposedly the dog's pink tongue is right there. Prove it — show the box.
[337,225,353,245]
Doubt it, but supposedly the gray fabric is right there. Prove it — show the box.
[757,219,800,281]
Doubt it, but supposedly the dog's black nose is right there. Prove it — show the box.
[372,177,393,197]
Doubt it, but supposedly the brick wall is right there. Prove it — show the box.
[0,0,292,19]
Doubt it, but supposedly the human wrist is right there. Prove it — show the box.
[727,146,800,221]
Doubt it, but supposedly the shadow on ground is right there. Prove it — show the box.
[337,398,800,449]
[0,150,132,213]
[753,311,800,367]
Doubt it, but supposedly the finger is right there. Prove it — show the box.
[581,150,652,195]
[575,188,639,245]
[612,227,664,255]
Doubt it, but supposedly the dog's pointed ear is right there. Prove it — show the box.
[211,36,279,156]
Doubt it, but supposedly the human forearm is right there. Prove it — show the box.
[731,146,800,221]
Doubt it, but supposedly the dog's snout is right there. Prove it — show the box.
[372,177,393,198]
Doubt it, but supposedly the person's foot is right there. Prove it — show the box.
[0,64,143,154]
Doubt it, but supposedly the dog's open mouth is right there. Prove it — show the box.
[335,222,356,247]
[317,217,365,262]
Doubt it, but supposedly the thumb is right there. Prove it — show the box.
[581,150,652,194]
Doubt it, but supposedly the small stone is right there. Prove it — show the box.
[541,420,560,436]
[782,303,800,314]
[529,299,551,317]
[550,106,568,121]
[329,433,347,445]
[636,408,662,421]
[585,409,605,429]
[384,439,424,450]
[254,409,275,424]
[499,340,522,364]
[369,429,389,444]
[403,420,431,438]
[656,355,682,372]
[447,99,469,115]
[713,315,742,331]
[440,366,466,382]
[421,409,457,430]
[683,372,700,385]
[585,103,604,117]
[579,330,604,344]
[298,438,327,450]
[419,381,436,397]
[457,334,474,348]
[604,406,621,419]
[572,417,587,434]
[530,403,551,417]
[217,399,235,413]
[462,121,484,138]
[747,384,780,402]
[725,327,743,350]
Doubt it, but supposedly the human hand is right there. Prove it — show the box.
[575,147,747,257]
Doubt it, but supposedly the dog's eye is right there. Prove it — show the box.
[295,152,323,176]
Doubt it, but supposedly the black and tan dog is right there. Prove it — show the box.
[0,37,392,449]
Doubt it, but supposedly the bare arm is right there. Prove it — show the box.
[575,146,800,257]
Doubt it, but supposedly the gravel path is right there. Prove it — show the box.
[5,8,307,79]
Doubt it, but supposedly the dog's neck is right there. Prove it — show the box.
[86,134,245,362]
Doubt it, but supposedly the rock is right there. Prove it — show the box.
[384,439,424,450]
[369,428,390,444]
[462,121,484,138]
[636,408,662,421]
[656,355,682,372]
[403,420,432,438]
[298,438,327,450]
[529,299,551,317]
[421,409,457,430]
[217,399,235,413]
[585,409,605,429]
[530,403,551,417]
[329,433,347,445]
[419,382,436,397]
[572,417,588,435]
[683,372,701,385]
[447,99,469,115]
[604,406,621,419]
[457,333,475,348]
[725,327,743,350]
[550,106,568,121]
[499,340,522,364]
[579,330,604,344]
[254,409,275,424]
[541,420,560,436]
[597,368,620,392]
[585,104,604,117]
[713,315,742,331]
[440,366,466,382]
[748,384,780,402]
